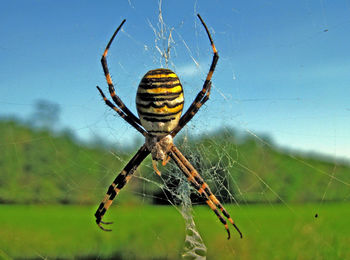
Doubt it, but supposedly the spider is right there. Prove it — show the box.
[94,14,242,239]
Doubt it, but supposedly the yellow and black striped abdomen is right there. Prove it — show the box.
[136,69,184,136]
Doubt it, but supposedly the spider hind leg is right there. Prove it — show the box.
[95,145,150,231]
[169,144,243,239]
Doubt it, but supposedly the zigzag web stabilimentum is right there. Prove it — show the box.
[145,1,208,258]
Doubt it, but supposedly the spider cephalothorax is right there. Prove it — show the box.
[145,134,173,162]
[94,14,242,239]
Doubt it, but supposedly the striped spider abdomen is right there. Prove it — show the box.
[136,68,184,136]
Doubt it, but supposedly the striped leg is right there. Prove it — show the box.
[96,86,147,136]
[100,19,143,127]
[171,14,219,138]
[95,144,150,231]
[169,145,242,239]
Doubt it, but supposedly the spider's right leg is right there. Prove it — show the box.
[171,14,218,138]
[95,144,150,231]
[169,145,243,239]
[100,19,142,126]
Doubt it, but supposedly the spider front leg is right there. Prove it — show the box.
[97,86,147,136]
[99,19,145,133]
[95,144,150,231]
[169,144,242,239]
[171,14,218,137]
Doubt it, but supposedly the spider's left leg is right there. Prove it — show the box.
[100,19,142,126]
[97,86,147,136]
[95,144,150,231]
[171,14,218,138]
[169,145,242,239]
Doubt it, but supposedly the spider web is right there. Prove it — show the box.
[138,2,208,257]
[1,1,350,259]
[103,1,350,259]
[81,1,350,259]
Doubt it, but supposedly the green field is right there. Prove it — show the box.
[1,120,350,259]
[1,203,349,259]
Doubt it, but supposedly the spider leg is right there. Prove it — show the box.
[171,14,218,138]
[162,155,171,166]
[95,144,150,231]
[152,160,162,176]
[151,154,171,177]
[97,86,147,136]
[100,19,143,127]
[169,145,242,239]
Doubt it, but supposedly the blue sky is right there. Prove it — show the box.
[1,0,349,160]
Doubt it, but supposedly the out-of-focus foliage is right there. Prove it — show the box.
[0,119,349,204]
[0,118,132,204]
[172,129,350,204]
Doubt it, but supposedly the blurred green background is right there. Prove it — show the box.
[1,1,350,259]
[1,118,349,259]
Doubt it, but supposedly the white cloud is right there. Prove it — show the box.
[175,63,202,77]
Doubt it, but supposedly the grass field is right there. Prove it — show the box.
[1,203,349,260]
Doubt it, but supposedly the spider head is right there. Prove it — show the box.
[145,134,173,161]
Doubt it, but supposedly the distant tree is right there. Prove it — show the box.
[29,100,60,129]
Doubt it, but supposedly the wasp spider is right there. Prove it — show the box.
[95,14,242,239]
